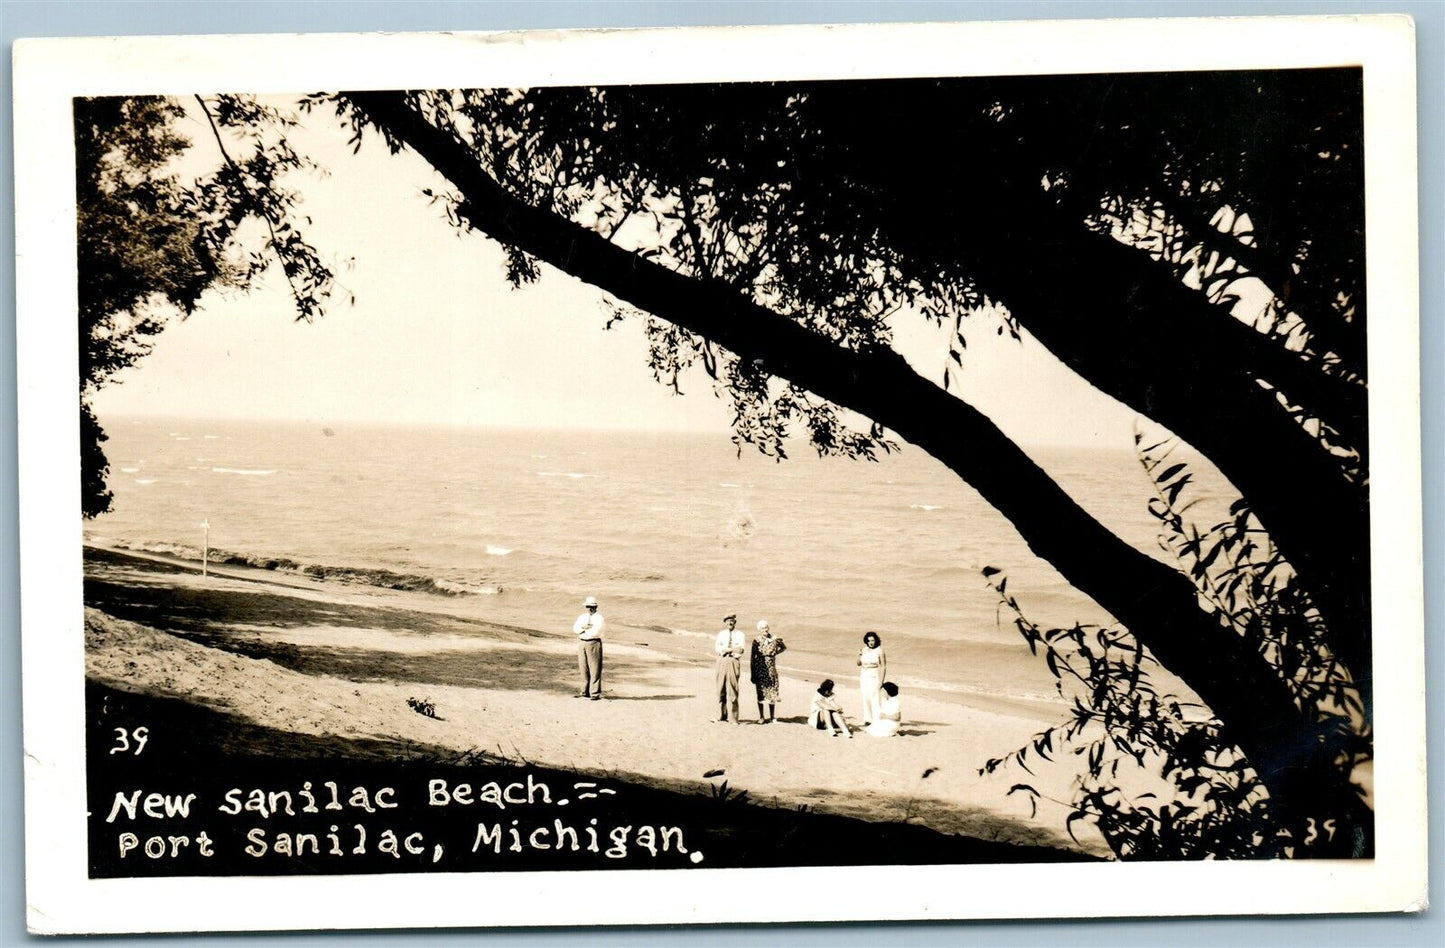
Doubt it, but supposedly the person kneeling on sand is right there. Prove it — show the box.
[808,680,852,738]
[865,682,902,737]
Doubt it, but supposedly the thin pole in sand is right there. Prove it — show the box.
[201,519,210,577]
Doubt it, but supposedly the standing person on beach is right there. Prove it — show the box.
[857,631,887,725]
[713,613,747,723]
[749,619,786,724]
[574,596,605,700]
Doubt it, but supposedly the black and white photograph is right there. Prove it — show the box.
[12,16,1426,934]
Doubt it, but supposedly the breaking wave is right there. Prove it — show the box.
[104,539,501,597]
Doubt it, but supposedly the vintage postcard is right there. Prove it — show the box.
[14,16,1424,934]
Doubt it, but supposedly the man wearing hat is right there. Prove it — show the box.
[574,596,605,700]
[713,613,747,723]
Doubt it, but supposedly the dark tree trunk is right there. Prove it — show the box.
[952,208,1373,703]
[797,81,1372,697]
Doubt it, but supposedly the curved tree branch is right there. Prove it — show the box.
[342,90,1344,816]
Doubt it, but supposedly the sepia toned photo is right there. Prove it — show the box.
[15,18,1425,934]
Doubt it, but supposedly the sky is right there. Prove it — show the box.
[92,94,1142,451]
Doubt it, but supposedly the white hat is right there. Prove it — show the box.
[583,596,599,607]
[756,619,770,631]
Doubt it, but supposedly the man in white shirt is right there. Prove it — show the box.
[713,613,746,723]
[574,595,605,700]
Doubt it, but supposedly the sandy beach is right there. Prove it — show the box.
[84,544,1107,859]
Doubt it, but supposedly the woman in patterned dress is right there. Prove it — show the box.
[750,619,787,723]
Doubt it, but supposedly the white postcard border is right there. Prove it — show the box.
[15,17,1425,933]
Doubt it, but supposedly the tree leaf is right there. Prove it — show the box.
[1156,462,1187,484]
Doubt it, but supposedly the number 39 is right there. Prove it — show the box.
[109,726,149,756]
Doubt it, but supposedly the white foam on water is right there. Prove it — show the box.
[433,578,501,596]
[134,478,157,485]
[212,467,278,476]
[485,545,513,556]
[910,504,943,511]
[119,467,140,473]
[113,539,200,559]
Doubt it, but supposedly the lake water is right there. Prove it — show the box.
[86,416,1234,713]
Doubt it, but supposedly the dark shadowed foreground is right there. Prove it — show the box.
[88,684,1091,876]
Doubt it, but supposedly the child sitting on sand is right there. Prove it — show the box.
[865,682,902,737]
[808,680,852,738]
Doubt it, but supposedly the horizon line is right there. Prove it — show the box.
[96,410,1128,451]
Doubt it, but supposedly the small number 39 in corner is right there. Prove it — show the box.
[110,726,149,756]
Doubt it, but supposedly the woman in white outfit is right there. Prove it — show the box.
[856,631,886,725]
[865,682,902,737]
[808,679,852,738]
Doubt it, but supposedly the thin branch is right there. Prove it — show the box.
[192,95,308,318]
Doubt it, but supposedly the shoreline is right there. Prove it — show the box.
[84,540,1070,728]
[83,544,1106,857]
